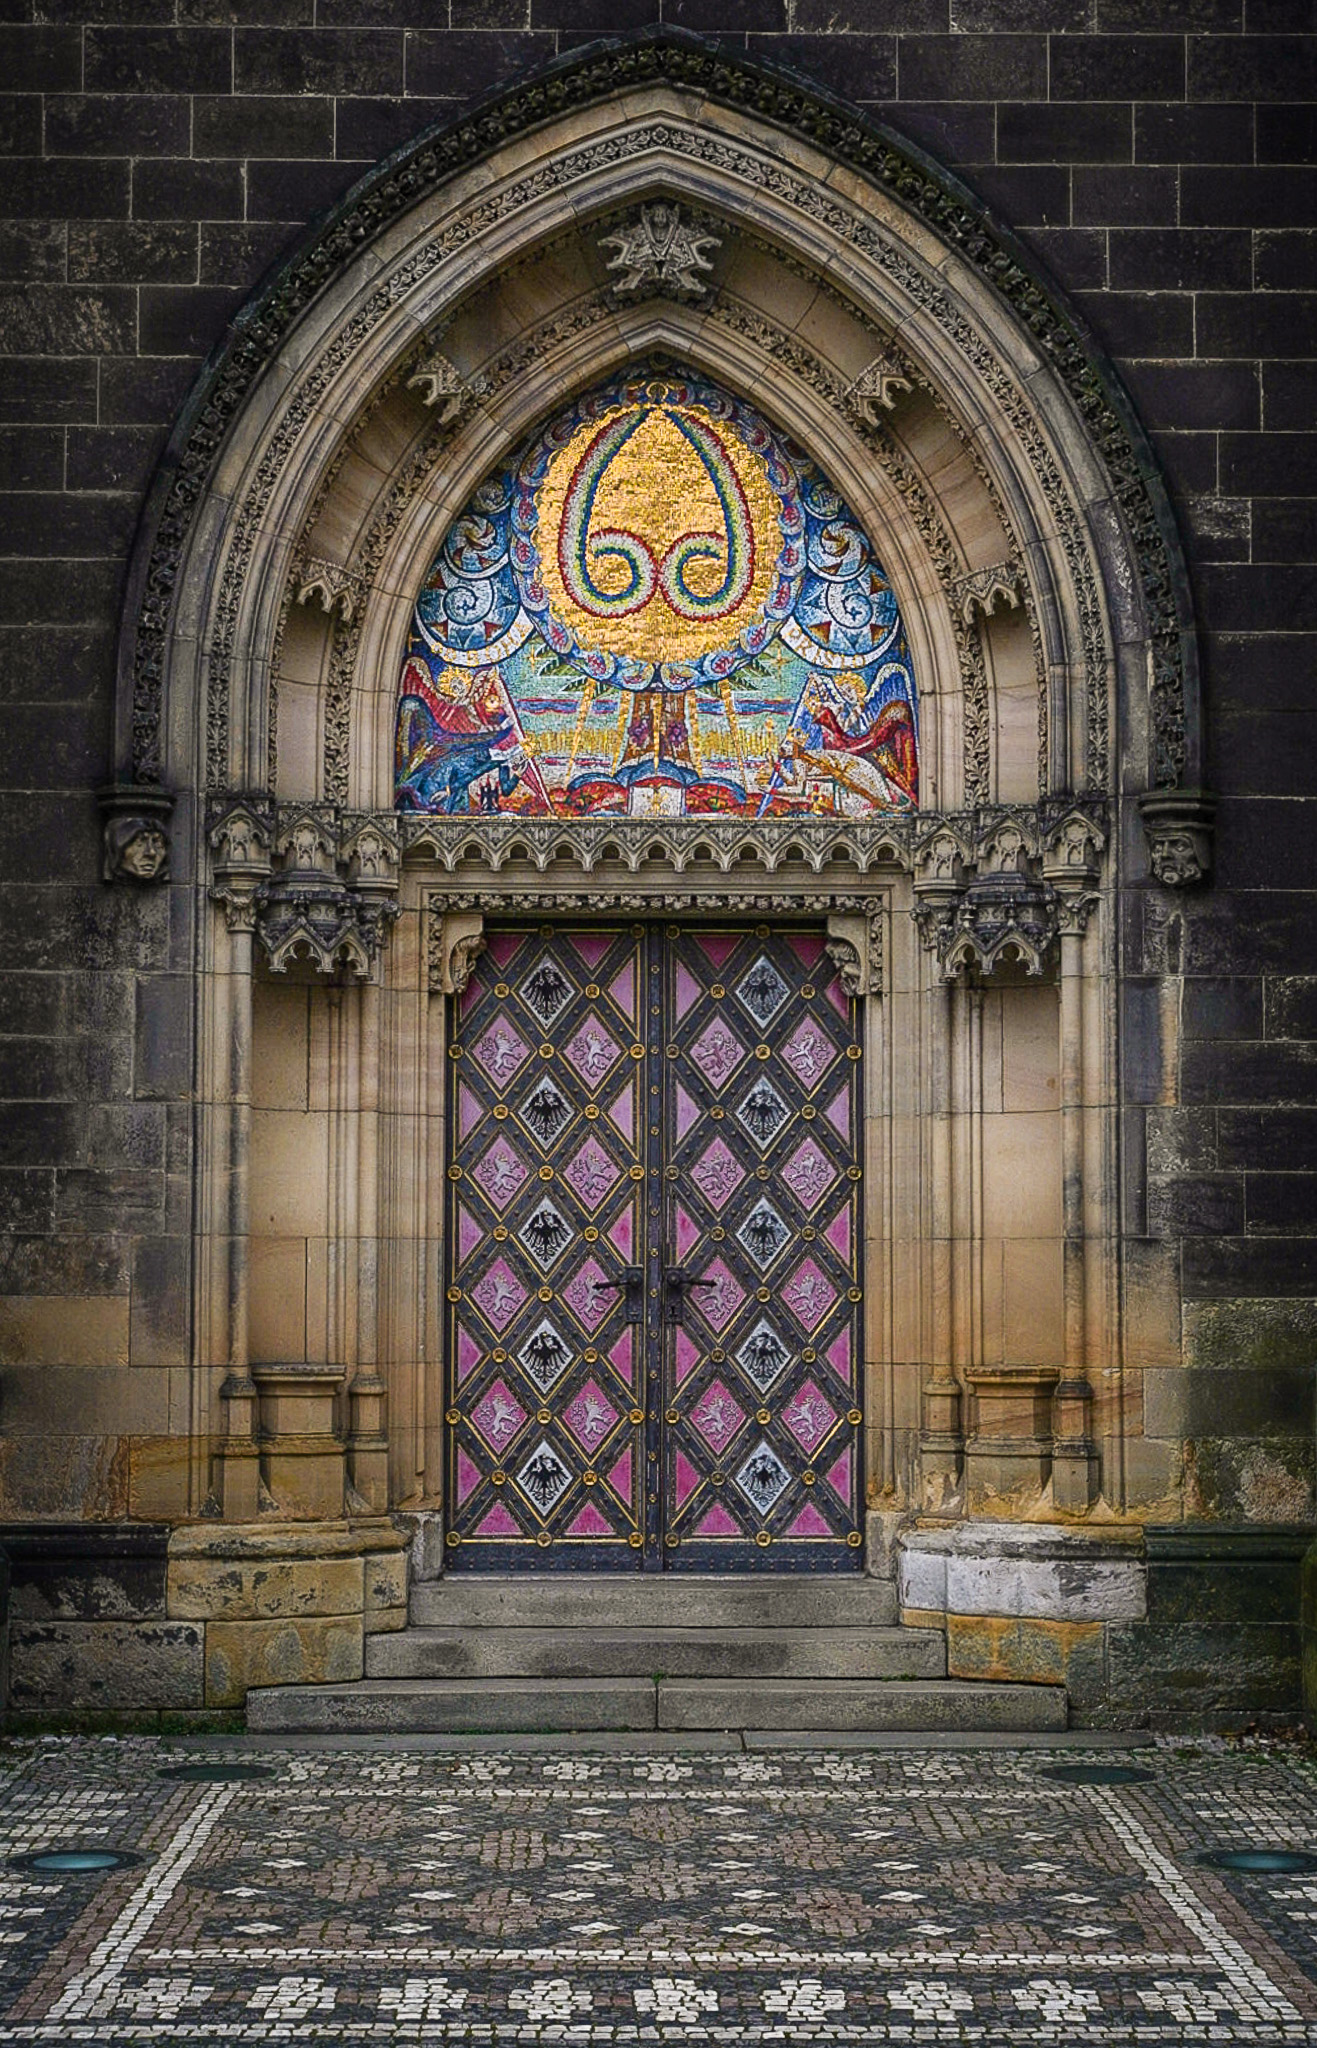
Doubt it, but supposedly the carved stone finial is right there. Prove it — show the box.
[428,906,486,997]
[405,350,488,424]
[599,203,721,298]
[1140,790,1215,888]
[845,353,913,422]
[954,561,1023,626]
[98,782,174,885]
[293,554,366,625]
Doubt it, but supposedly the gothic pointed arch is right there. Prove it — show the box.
[108,29,1210,1530]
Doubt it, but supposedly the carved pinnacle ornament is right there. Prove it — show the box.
[953,561,1024,626]
[293,555,366,625]
[845,354,913,421]
[405,350,489,424]
[599,203,721,298]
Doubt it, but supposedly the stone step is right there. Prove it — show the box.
[246,1675,1065,1736]
[366,1625,946,1682]
[407,1574,897,1630]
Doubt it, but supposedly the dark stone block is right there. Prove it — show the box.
[140,283,242,356]
[0,1167,55,1234]
[199,220,298,287]
[0,558,122,625]
[0,1100,82,1169]
[749,31,896,98]
[1207,632,1317,716]
[527,0,658,21]
[1178,493,1251,563]
[1182,975,1264,1042]
[1051,35,1185,101]
[896,33,1047,99]
[85,25,232,90]
[0,284,135,355]
[1018,226,1108,291]
[0,26,81,90]
[1257,231,1317,295]
[234,26,403,94]
[68,221,197,286]
[99,354,196,425]
[0,969,68,1035]
[1148,428,1217,495]
[1146,1524,1310,1629]
[885,101,996,167]
[1136,101,1253,163]
[45,94,190,157]
[1191,32,1317,102]
[0,700,108,785]
[0,358,98,424]
[246,158,365,224]
[331,95,454,160]
[1147,1173,1246,1239]
[130,1233,189,1366]
[65,424,164,494]
[1262,363,1317,434]
[1101,0,1237,21]
[1075,289,1194,358]
[675,0,786,27]
[193,92,334,156]
[952,0,1086,25]
[180,0,312,18]
[0,1523,169,1623]
[0,222,67,282]
[1108,1618,1301,1723]
[1121,978,1165,1105]
[1121,360,1259,432]
[997,103,1131,165]
[1183,1235,1317,1298]
[1258,104,1317,165]
[404,29,563,99]
[1,160,132,222]
[1199,561,1317,632]
[1251,503,1317,567]
[1073,165,1178,227]
[1268,978,1317,1041]
[794,0,947,23]
[36,0,176,17]
[0,94,41,157]
[135,974,193,1100]
[133,158,244,222]
[0,1232,129,1297]
[1220,432,1317,496]
[1211,704,1317,797]
[1183,1037,1317,1109]
[0,425,62,491]
[962,163,1070,227]
[0,489,139,557]
[54,1165,164,1233]
[1184,166,1317,228]
[1110,228,1251,292]
[1249,1175,1317,1236]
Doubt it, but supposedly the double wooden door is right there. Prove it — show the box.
[446,924,863,1571]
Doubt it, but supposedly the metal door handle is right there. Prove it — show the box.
[591,1266,644,1323]
[662,1268,719,1325]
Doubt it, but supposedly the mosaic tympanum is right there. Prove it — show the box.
[396,368,918,820]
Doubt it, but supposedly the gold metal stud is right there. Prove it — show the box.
[846,1530,862,1547]
[492,1348,506,1363]
[756,1408,771,1425]
[492,1469,505,1486]
[712,1226,725,1241]
[802,1225,816,1241]
[446,1286,462,1302]
[539,1164,554,1181]
[538,1285,553,1302]
[447,1165,462,1180]
[665,1408,679,1425]
[847,1408,863,1425]
[847,1287,863,1302]
[584,1225,599,1243]
[448,1045,463,1059]
[756,1287,770,1302]
[446,1529,461,1545]
[584,1102,599,1119]
[847,1167,862,1182]
[803,1471,815,1486]
[628,1408,644,1425]
[801,1105,816,1121]
[847,1045,861,1061]
[629,1530,644,1547]
[493,1104,509,1120]
[801,984,815,999]
[755,1044,770,1060]
[711,1107,725,1120]
[585,984,600,999]
[629,1044,644,1060]
[755,1529,771,1546]
[539,1044,554,1059]
[710,984,725,999]
[536,1530,552,1547]
[537,1410,551,1425]
[630,1165,646,1181]
[583,1470,597,1486]
[493,1226,508,1241]
[584,1348,598,1363]
[445,1408,461,1425]
[494,983,509,998]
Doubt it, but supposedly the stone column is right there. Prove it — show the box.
[1051,897,1100,1510]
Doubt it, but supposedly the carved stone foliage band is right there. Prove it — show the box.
[122,36,1193,798]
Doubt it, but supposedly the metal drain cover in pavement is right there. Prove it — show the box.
[1200,1848,1317,1874]
[159,1762,276,1782]
[9,1849,145,1874]
[1041,1763,1155,1786]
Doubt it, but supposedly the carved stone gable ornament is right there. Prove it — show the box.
[599,203,721,298]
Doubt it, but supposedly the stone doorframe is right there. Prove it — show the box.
[100,33,1208,1547]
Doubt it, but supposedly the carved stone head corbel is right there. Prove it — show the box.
[1139,790,1215,889]
[98,782,174,884]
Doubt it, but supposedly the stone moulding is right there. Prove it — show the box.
[115,29,1199,803]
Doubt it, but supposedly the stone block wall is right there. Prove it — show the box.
[0,0,1312,1716]
[1,1520,407,1726]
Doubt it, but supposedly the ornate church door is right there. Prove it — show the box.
[446,925,864,1571]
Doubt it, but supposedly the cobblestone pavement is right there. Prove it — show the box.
[3,1734,1317,2042]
